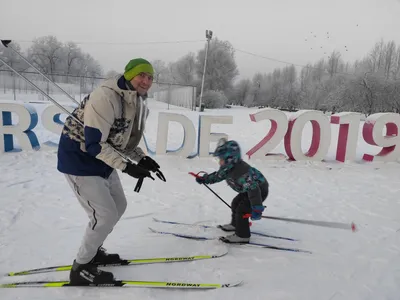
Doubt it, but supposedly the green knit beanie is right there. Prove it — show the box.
[123,58,154,81]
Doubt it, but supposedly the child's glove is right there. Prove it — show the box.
[251,205,265,220]
[196,175,207,184]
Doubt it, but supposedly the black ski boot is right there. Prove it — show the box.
[219,233,250,244]
[91,247,123,265]
[69,260,114,285]
[217,224,236,232]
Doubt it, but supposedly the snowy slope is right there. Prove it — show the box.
[1,98,400,300]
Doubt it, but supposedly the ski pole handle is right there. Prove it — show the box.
[189,171,232,209]
[188,171,206,178]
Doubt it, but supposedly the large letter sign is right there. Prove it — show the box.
[362,113,400,162]
[155,112,196,158]
[0,103,40,152]
[246,108,288,159]
[284,110,331,161]
[41,104,75,135]
[1,102,400,163]
[198,115,233,157]
[330,112,361,162]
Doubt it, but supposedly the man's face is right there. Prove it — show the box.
[130,72,153,96]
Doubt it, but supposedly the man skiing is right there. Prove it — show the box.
[57,58,166,284]
[195,138,268,243]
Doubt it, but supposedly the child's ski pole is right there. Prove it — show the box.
[189,172,231,209]
[263,215,357,231]
[189,172,357,232]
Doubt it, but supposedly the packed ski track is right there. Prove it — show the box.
[1,97,400,299]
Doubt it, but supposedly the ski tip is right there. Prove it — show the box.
[351,222,357,232]
[224,280,244,288]
[214,250,229,257]
[4,271,21,276]
[1,40,11,47]
[148,227,157,233]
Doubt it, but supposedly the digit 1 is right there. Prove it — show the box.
[330,112,361,162]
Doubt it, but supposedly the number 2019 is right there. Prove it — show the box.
[246,109,400,162]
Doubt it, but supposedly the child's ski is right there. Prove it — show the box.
[0,279,243,289]
[153,217,298,242]
[149,227,312,254]
[5,251,227,277]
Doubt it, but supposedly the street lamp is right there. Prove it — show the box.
[198,29,213,112]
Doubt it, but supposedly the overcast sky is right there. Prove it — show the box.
[1,0,400,80]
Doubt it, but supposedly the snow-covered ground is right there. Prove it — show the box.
[1,96,400,300]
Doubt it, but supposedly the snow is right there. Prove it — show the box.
[1,97,400,300]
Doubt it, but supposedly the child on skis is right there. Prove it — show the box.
[194,138,269,243]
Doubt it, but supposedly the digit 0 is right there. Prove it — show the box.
[284,110,331,161]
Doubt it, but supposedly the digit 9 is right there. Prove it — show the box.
[362,113,400,162]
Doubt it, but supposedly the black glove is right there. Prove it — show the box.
[138,156,166,182]
[123,162,155,193]
[122,162,154,180]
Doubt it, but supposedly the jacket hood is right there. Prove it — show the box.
[100,75,149,100]
[100,76,127,96]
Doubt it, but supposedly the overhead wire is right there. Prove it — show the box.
[8,38,400,82]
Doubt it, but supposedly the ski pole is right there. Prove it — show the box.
[1,40,80,106]
[260,215,357,232]
[189,172,357,232]
[0,57,76,119]
[188,172,231,209]
[189,171,256,226]
[0,39,133,162]
[0,40,159,192]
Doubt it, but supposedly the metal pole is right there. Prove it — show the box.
[0,56,132,164]
[1,40,80,106]
[0,57,74,115]
[198,30,212,112]
[192,86,196,111]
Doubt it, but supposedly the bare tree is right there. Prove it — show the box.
[359,72,379,116]
[77,53,103,91]
[105,70,120,79]
[394,46,400,80]
[27,35,64,81]
[62,41,82,83]
[170,52,197,85]
[311,59,325,83]
[368,40,385,73]
[298,65,313,108]
[232,79,251,106]
[327,51,341,78]
[0,41,28,94]
[251,72,265,105]
[151,59,171,83]
[196,38,239,92]
[390,80,400,112]
[383,41,397,79]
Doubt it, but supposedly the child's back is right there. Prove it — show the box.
[224,160,268,197]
